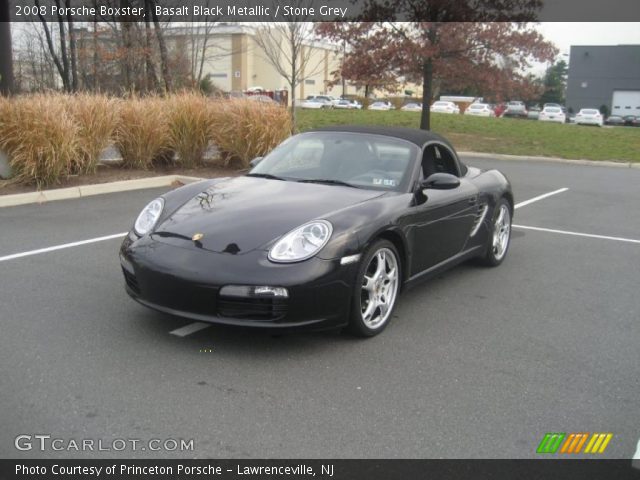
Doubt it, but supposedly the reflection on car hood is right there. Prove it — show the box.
[154,176,385,254]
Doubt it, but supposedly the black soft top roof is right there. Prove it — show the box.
[309,125,455,150]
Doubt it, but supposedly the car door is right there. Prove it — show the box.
[407,143,479,276]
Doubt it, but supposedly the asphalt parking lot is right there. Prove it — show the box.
[1,156,639,460]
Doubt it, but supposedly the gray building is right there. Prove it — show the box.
[566,45,640,117]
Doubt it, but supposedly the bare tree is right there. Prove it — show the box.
[253,11,324,131]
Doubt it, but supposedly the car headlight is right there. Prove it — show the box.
[268,220,333,263]
[134,198,164,236]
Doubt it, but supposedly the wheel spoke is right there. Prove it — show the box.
[373,252,386,280]
[362,275,375,293]
[378,299,388,317]
[495,207,505,227]
[384,267,396,283]
[362,297,377,321]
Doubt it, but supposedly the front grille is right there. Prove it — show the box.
[217,296,288,321]
[122,268,140,294]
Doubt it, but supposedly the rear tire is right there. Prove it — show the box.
[347,240,401,337]
[480,198,512,267]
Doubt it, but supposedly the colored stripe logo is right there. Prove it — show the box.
[537,433,613,454]
[537,433,565,453]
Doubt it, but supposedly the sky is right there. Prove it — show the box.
[536,22,640,56]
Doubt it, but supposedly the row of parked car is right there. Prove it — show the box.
[300,95,640,127]
[603,115,640,127]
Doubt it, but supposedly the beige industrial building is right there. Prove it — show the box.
[69,23,420,102]
[166,24,361,101]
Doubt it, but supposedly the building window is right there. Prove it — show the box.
[305,79,316,85]
[211,73,228,78]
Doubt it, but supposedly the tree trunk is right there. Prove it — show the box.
[420,57,433,131]
[119,0,134,91]
[54,0,71,91]
[290,79,296,134]
[0,2,14,95]
[143,0,159,92]
[92,4,99,91]
[289,33,297,133]
[150,0,172,92]
[35,0,69,92]
[66,0,78,91]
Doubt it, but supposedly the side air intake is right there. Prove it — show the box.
[470,204,489,237]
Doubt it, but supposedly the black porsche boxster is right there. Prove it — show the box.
[120,126,513,336]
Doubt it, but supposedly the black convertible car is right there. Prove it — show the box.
[120,126,513,336]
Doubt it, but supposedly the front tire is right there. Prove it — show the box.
[347,240,401,337]
[480,198,512,267]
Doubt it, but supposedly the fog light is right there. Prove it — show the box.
[220,285,289,298]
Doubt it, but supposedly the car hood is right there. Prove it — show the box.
[154,176,385,254]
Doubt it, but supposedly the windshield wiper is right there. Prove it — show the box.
[297,178,359,188]
[245,173,286,181]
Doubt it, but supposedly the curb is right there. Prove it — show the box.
[0,175,205,208]
[458,151,639,169]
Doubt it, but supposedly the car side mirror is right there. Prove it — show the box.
[249,157,263,168]
[420,173,460,190]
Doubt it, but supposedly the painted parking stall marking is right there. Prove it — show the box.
[514,187,569,209]
[0,232,128,263]
[512,224,640,245]
[169,322,211,337]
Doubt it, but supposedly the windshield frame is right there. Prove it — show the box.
[248,131,421,193]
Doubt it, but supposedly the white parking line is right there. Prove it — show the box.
[0,232,128,263]
[514,188,569,209]
[513,224,640,245]
[169,322,211,337]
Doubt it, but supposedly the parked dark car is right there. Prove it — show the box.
[605,115,625,126]
[623,115,639,127]
[120,126,513,337]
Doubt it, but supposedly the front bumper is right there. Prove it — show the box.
[120,233,358,331]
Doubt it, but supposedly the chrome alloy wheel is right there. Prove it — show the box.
[360,248,399,329]
[492,204,511,261]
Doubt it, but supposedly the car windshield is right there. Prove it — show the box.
[249,132,417,191]
[545,107,561,113]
